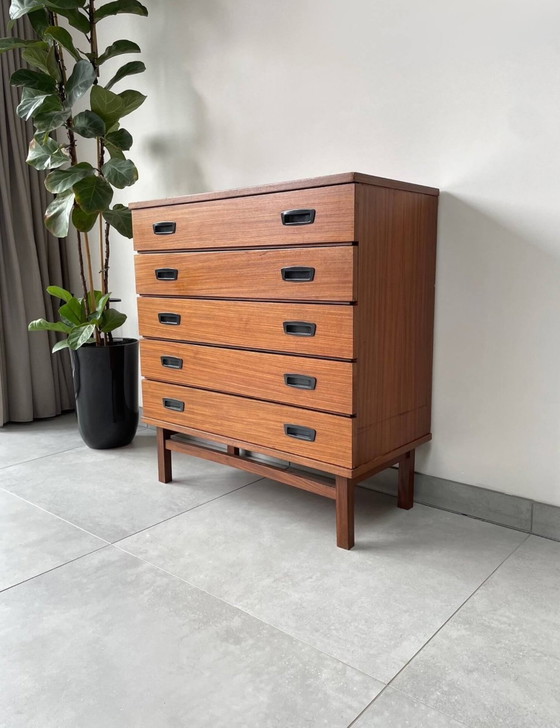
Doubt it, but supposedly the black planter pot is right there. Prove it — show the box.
[71,338,139,449]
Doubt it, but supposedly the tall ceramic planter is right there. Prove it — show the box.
[71,338,139,449]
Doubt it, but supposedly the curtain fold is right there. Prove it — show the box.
[0,9,74,424]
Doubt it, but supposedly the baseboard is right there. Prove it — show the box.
[361,468,560,542]
[137,415,560,542]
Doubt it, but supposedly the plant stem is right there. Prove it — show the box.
[83,231,97,307]
[76,231,90,316]
[98,206,105,293]
[103,220,110,295]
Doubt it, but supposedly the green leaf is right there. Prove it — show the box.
[11,68,57,93]
[21,43,50,73]
[94,0,148,22]
[72,206,98,232]
[118,89,146,117]
[99,308,126,333]
[103,204,132,238]
[52,339,70,353]
[73,175,113,214]
[98,39,140,65]
[0,36,35,52]
[17,88,51,120]
[72,110,106,138]
[66,59,96,106]
[28,317,72,333]
[45,162,94,193]
[33,96,71,133]
[46,285,73,302]
[9,1,44,20]
[45,0,87,9]
[59,296,85,325]
[44,191,75,236]
[46,45,61,81]
[105,61,145,90]
[67,323,95,349]
[96,292,111,314]
[90,85,124,128]
[105,127,132,151]
[43,26,81,60]
[27,134,69,170]
[52,8,90,34]
[28,9,50,36]
[104,141,125,160]
[102,158,138,189]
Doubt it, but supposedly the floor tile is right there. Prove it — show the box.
[0,430,261,542]
[118,480,525,683]
[0,413,82,468]
[393,535,560,728]
[351,688,467,727]
[0,548,381,728]
[0,489,105,591]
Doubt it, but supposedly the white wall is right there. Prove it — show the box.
[100,0,560,506]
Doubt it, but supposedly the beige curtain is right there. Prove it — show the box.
[0,9,74,424]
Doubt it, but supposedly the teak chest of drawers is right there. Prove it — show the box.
[131,172,439,549]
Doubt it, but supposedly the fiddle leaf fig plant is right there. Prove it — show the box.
[0,0,147,349]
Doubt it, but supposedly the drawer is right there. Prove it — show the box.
[138,298,354,359]
[132,184,355,251]
[143,380,354,467]
[134,245,356,301]
[141,340,354,415]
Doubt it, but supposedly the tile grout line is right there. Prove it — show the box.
[0,487,112,544]
[0,443,86,470]
[110,542,383,690]
[0,544,111,596]
[346,532,532,728]
[110,475,266,545]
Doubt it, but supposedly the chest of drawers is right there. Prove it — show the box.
[131,172,439,549]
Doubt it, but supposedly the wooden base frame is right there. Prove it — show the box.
[155,427,417,550]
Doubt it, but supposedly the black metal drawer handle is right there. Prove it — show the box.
[158,312,181,325]
[281,209,316,226]
[281,266,315,282]
[284,373,317,390]
[161,356,183,370]
[155,268,178,281]
[163,398,184,412]
[283,321,316,337]
[153,221,176,235]
[284,424,316,442]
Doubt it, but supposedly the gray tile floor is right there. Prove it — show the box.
[1,415,558,727]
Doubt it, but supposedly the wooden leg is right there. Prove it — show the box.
[335,476,355,549]
[397,449,415,509]
[157,427,172,483]
[227,445,240,456]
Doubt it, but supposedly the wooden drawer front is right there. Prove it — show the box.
[138,298,354,359]
[135,245,356,301]
[141,340,354,415]
[143,380,354,467]
[132,184,355,251]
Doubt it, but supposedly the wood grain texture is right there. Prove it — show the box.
[132,184,355,251]
[141,340,355,414]
[165,438,337,499]
[130,171,438,210]
[354,183,438,465]
[134,245,356,301]
[143,379,355,468]
[335,476,355,549]
[138,297,355,359]
[157,427,172,483]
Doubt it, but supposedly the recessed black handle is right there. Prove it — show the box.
[284,424,316,442]
[161,356,183,370]
[158,312,181,325]
[281,266,315,282]
[281,209,316,226]
[163,398,184,412]
[284,373,317,390]
[283,321,316,337]
[155,268,178,281]
[153,221,176,235]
